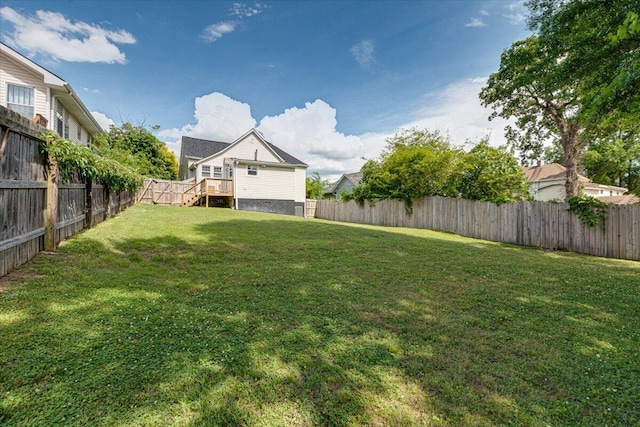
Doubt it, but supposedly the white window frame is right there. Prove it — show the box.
[7,83,35,119]
[202,165,211,178]
[213,166,223,178]
[247,165,258,176]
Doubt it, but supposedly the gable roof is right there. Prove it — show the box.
[0,42,103,135]
[181,129,307,166]
[522,163,590,183]
[181,136,230,159]
[324,172,363,194]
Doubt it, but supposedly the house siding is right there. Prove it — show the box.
[294,167,306,203]
[0,51,49,123]
[220,134,282,163]
[235,164,297,201]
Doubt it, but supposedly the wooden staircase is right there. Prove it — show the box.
[181,178,233,207]
[182,193,204,207]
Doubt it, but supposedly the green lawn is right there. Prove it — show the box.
[0,204,638,426]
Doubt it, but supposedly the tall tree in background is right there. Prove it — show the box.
[480,35,583,198]
[93,123,178,180]
[481,0,639,199]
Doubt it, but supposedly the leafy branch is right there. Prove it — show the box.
[567,194,608,227]
[40,132,143,192]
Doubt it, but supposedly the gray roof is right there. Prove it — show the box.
[181,136,230,159]
[181,135,307,166]
[265,142,306,166]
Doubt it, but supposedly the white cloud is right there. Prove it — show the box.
[0,6,135,64]
[91,111,115,132]
[465,18,487,28]
[158,92,256,145]
[258,100,366,174]
[201,3,266,43]
[230,3,266,17]
[504,1,527,25]
[201,21,237,42]
[350,40,375,71]
[404,77,512,149]
[158,77,515,180]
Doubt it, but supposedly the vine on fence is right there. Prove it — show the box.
[567,194,608,227]
[40,132,143,192]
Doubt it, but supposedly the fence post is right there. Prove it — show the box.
[86,180,94,229]
[44,152,58,251]
[105,188,111,220]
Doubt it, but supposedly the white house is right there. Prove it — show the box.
[523,163,628,201]
[178,129,308,216]
[323,172,362,199]
[0,42,103,145]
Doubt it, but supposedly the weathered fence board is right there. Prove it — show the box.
[0,108,136,277]
[316,198,640,261]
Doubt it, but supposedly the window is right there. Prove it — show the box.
[77,126,82,141]
[213,166,223,178]
[247,165,258,176]
[202,165,211,177]
[7,84,34,119]
[227,165,233,178]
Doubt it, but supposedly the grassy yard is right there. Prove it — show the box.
[0,204,638,426]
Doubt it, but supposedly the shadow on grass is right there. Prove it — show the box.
[1,212,639,426]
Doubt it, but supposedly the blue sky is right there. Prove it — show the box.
[1,1,530,178]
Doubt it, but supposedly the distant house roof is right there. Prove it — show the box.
[600,194,640,205]
[523,162,628,196]
[180,129,307,166]
[324,172,363,194]
[522,163,590,183]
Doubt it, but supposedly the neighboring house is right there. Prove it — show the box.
[523,163,628,201]
[178,129,308,216]
[323,172,363,199]
[0,42,102,145]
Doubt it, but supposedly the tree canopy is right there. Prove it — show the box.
[306,172,329,199]
[348,129,530,209]
[481,0,640,199]
[93,123,178,180]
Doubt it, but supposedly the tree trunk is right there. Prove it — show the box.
[559,121,582,200]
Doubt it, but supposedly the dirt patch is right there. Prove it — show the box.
[0,269,45,293]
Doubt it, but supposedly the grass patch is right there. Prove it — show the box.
[1,204,638,426]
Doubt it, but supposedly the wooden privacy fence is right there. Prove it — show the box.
[0,107,136,277]
[315,197,640,261]
[137,178,196,205]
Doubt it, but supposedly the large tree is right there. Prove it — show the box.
[527,1,639,127]
[481,0,640,199]
[480,36,583,198]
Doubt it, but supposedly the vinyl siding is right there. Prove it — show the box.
[0,51,49,123]
[236,164,296,200]
[294,167,306,202]
[218,134,281,163]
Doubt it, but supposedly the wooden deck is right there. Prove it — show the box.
[181,178,233,207]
